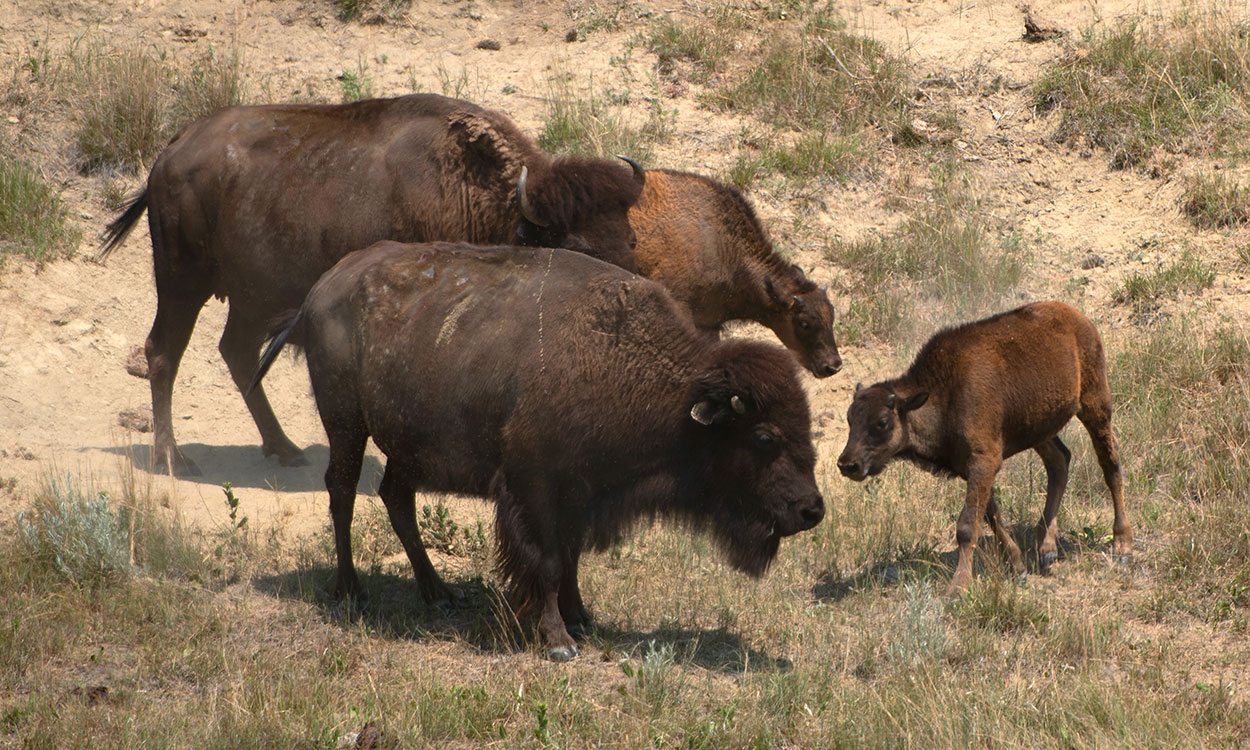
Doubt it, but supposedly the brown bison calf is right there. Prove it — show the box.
[630,169,842,378]
[836,301,1132,594]
[251,241,824,660]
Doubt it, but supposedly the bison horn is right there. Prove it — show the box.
[616,154,646,185]
[731,395,747,415]
[885,393,897,409]
[516,166,550,228]
[690,400,717,426]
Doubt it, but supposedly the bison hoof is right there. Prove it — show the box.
[278,452,310,467]
[1039,551,1057,570]
[548,644,580,662]
[156,452,201,477]
[1115,553,1134,567]
[568,618,597,640]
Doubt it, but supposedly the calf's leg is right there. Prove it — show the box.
[219,308,306,467]
[947,454,1002,596]
[376,466,454,608]
[1033,435,1072,570]
[1079,415,1132,562]
[983,489,1025,576]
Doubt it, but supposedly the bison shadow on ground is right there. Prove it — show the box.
[253,565,789,672]
[97,442,385,493]
[812,528,1093,601]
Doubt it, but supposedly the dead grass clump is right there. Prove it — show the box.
[71,46,170,173]
[538,72,674,161]
[168,45,245,134]
[1181,171,1250,228]
[1112,249,1215,311]
[828,162,1027,345]
[0,150,80,264]
[334,0,410,23]
[1034,11,1250,171]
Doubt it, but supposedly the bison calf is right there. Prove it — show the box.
[630,169,842,378]
[251,241,824,660]
[836,301,1132,594]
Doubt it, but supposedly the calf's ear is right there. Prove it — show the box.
[899,391,929,414]
[765,276,791,310]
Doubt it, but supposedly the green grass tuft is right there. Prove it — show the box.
[0,151,80,263]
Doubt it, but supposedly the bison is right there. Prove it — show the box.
[249,240,825,660]
[836,301,1132,594]
[98,93,645,476]
[630,169,842,378]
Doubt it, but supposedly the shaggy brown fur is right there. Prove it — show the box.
[837,301,1132,594]
[630,169,842,377]
[250,241,824,660]
[98,93,644,476]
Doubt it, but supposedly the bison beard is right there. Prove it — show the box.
[251,241,824,661]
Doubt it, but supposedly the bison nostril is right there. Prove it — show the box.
[838,461,858,477]
[801,502,824,527]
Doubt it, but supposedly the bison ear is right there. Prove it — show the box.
[689,390,748,427]
[854,382,864,395]
[764,276,787,309]
[899,391,929,415]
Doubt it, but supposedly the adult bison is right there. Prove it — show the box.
[836,301,1132,595]
[630,169,842,378]
[99,93,645,476]
[250,241,825,661]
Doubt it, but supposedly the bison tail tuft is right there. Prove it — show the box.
[247,309,304,396]
[96,190,149,262]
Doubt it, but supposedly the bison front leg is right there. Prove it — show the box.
[558,546,595,639]
[946,455,1001,597]
[495,480,580,661]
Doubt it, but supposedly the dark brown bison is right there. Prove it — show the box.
[250,240,824,660]
[836,301,1132,594]
[630,169,842,377]
[98,93,645,476]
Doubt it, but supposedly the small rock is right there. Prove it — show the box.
[475,38,501,51]
[1022,13,1066,42]
[125,346,149,379]
[565,28,579,43]
[1078,253,1106,270]
[355,722,384,749]
[118,407,153,433]
[5,116,18,124]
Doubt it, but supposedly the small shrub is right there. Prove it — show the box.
[955,577,1049,634]
[620,641,682,713]
[419,501,487,557]
[0,152,80,263]
[1181,172,1250,229]
[885,582,949,666]
[339,61,373,103]
[16,475,133,585]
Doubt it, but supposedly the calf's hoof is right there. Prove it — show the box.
[1114,553,1134,567]
[548,644,580,662]
[1039,551,1058,571]
[278,452,310,467]
[155,451,201,477]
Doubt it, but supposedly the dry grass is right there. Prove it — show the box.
[1034,8,1250,171]
[0,150,81,264]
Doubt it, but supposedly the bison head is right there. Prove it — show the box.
[514,156,645,269]
[765,275,842,378]
[687,341,824,577]
[837,383,929,481]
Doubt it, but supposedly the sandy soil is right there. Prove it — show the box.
[1,0,1246,558]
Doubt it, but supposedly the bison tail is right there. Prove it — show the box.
[96,190,149,262]
[247,309,304,397]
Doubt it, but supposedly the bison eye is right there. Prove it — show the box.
[753,430,777,450]
[798,319,811,330]
[875,417,889,430]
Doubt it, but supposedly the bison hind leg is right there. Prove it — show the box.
[377,465,457,610]
[1032,435,1071,571]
